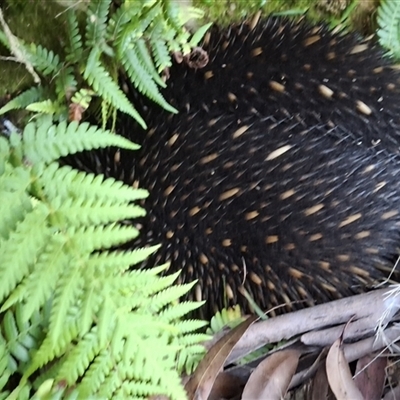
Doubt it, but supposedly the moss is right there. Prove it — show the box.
[0,0,69,98]
[193,0,380,32]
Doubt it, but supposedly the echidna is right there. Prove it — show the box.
[69,17,400,319]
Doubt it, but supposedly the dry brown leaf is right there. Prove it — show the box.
[308,362,331,400]
[207,371,246,400]
[68,103,84,122]
[354,355,386,400]
[326,337,363,400]
[241,349,301,400]
[185,315,257,400]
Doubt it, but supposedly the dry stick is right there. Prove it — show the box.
[289,325,400,389]
[0,7,40,84]
[227,288,400,364]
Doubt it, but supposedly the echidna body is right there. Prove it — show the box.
[72,18,400,318]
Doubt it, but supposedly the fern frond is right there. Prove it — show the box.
[0,205,50,306]
[116,1,160,54]
[53,196,146,227]
[121,45,176,113]
[173,319,209,335]
[150,34,172,72]
[4,240,68,321]
[125,268,182,298]
[78,349,112,397]
[190,23,213,47]
[85,0,112,48]
[0,87,44,116]
[148,282,198,314]
[84,246,160,275]
[25,319,79,377]
[26,99,64,116]
[48,263,83,343]
[55,66,78,101]
[161,0,182,31]
[65,9,83,63]
[0,2,211,392]
[377,0,400,57]
[135,38,166,87]
[158,300,205,323]
[0,165,32,239]
[70,224,140,252]
[107,3,134,41]
[27,44,61,76]
[57,327,100,384]
[0,333,12,392]
[39,163,147,203]
[0,304,44,390]
[22,120,139,165]
[83,61,147,128]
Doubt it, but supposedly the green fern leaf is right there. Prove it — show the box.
[7,239,68,322]
[139,1,164,34]
[39,163,148,204]
[377,0,400,57]
[83,61,147,128]
[65,9,83,63]
[28,44,61,76]
[57,328,100,384]
[0,204,50,306]
[150,35,172,71]
[124,269,182,298]
[107,4,135,41]
[79,284,102,336]
[69,224,140,253]
[148,282,198,314]
[55,66,78,102]
[25,319,79,377]
[173,319,209,335]
[85,246,160,274]
[54,196,146,227]
[122,46,177,113]
[85,0,112,48]
[0,166,32,239]
[158,300,204,323]
[161,0,182,31]
[3,311,30,363]
[116,2,160,55]
[0,87,44,115]
[22,120,139,165]
[0,334,12,392]
[135,38,166,87]
[26,99,64,116]
[189,23,213,47]
[78,350,112,397]
[49,263,83,343]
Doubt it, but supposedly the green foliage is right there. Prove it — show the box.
[377,0,400,58]
[0,118,208,399]
[0,0,211,127]
[207,306,244,335]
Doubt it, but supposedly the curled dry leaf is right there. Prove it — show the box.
[326,337,363,400]
[185,315,257,400]
[241,349,301,400]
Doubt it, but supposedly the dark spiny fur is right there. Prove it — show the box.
[68,18,400,319]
